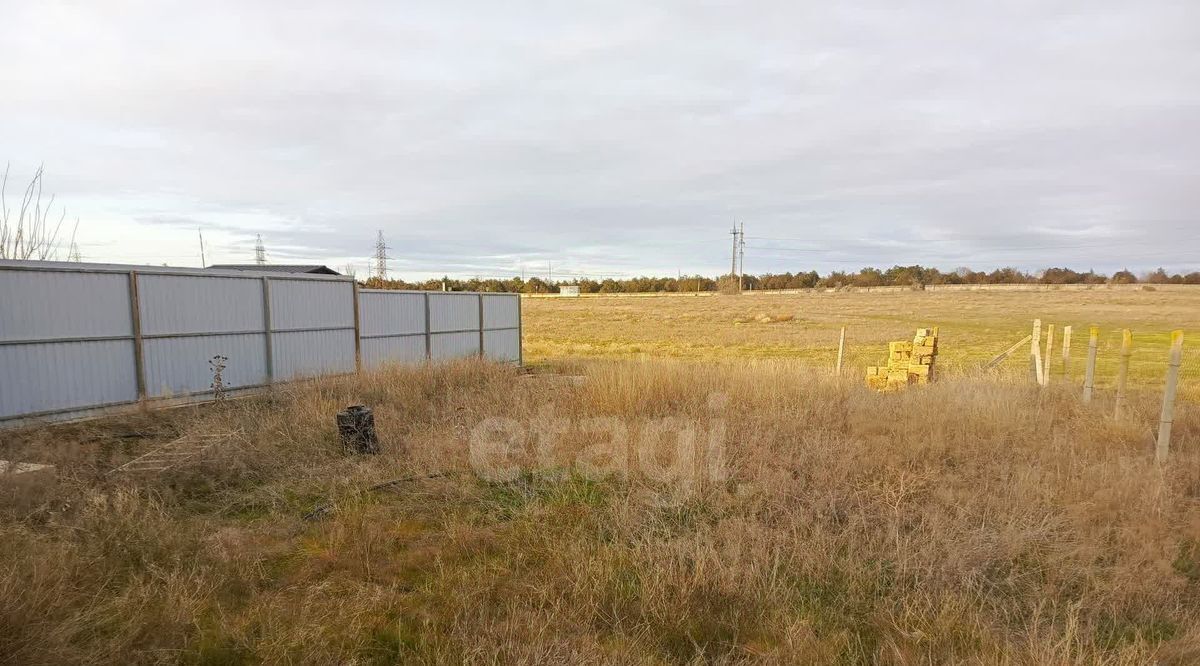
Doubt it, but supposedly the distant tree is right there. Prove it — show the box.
[1040,267,1090,284]
[852,267,885,287]
[1110,269,1138,284]
[987,267,1031,284]
[1145,268,1178,284]
[523,277,552,293]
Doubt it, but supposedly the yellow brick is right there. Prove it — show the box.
[889,341,914,353]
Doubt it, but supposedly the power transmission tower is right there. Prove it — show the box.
[738,221,745,292]
[254,234,266,265]
[373,230,389,280]
[730,224,739,281]
[729,223,745,293]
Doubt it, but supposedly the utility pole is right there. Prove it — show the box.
[198,228,206,268]
[254,234,266,265]
[373,230,388,280]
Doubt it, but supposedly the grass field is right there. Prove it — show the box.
[524,288,1200,399]
[2,288,1199,663]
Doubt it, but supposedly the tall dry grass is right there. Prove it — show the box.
[2,359,1199,664]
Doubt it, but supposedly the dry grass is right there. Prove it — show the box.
[523,289,1200,400]
[3,359,1200,664]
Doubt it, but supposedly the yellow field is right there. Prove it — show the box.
[524,288,1200,399]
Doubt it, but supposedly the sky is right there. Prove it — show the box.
[2,0,1198,280]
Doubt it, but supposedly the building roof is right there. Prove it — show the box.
[206,264,340,275]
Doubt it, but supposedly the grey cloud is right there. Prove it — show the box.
[2,0,1198,277]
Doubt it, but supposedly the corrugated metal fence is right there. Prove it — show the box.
[0,260,521,424]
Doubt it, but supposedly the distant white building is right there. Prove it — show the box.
[559,285,580,297]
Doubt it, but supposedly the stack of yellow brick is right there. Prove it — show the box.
[865,327,939,391]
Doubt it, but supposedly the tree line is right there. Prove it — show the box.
[361,265,1200,294]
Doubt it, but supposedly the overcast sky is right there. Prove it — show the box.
[3,1,1198,279]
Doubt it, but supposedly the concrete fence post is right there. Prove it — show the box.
[1083,325,1099,403]
[1043,324,1054,386]
[1061,325,1072,380]
[835,326,846,376]
[1113,329,1132,419]
[1156,330,1185,463]
[1030,319,1043,385]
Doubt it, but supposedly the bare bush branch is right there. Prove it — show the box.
[0,164,77,260]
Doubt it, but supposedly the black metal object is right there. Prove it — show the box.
[336,405,379,454]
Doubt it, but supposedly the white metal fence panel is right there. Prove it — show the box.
[484,328,521,362]
[0,261,522,424]
[268,279,355,379]
[138,274,264,335]
[431,331,480,360]
[0,269,132,341]
[358,291,428,369]
[143,334,268,397]
[429,293,480,332]
[362,335,427,369]
[359,291,426,336]
[482,294,519,330]
[270,279,354,331]
[273,329,357,379]
[0,340,138,418]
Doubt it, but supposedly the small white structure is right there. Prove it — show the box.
[559,285,581,297]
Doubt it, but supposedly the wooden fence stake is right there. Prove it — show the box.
[835,326,846,376]
[1030,319,1043,385]
[1083,325,1099,403]
[1043,324,1054,386]
[983,334,1032,371]
[1156,330,1185,463]
[1061,325,1072,380]
[1113,329,1132,419]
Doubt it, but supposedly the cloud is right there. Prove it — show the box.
[2,0,1198,276]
